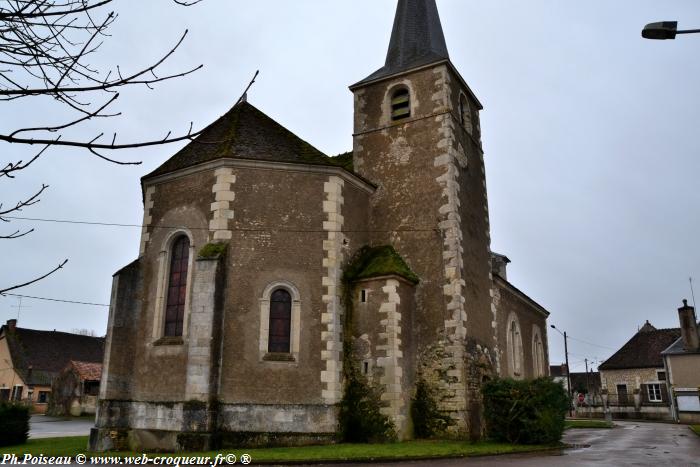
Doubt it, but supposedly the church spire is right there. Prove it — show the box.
[386,0,449,70]
[354,0,450,86]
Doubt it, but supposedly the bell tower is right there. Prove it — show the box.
[350,0,497,436]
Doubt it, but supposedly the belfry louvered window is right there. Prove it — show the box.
[391,88,411,121]
[268,289,292,353]
[164,235,190,337]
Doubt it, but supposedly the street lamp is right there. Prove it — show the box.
[642,21,700,40]
[550,324,573,417]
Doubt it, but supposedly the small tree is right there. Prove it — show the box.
[411,378,452,438]
[0,402,30,447]
[339,364,396,443]
[482,377,568,444]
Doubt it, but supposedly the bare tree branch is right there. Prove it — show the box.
[0,227,34,239]
[0,184,48,219]
[0,1,258,297]
[0,259,68,295]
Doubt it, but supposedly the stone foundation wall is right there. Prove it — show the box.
[92,400,338,451]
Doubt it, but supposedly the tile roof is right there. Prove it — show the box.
[662,334,700,355]
[144,101,350,179]
[69,360,103,381]
[355,0,449,86]
[1,325,104,386]
[599,324,681,371]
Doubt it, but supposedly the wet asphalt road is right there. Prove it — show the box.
[29,415,95,439]
[294,421,700,467]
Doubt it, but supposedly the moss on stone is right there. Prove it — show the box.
[330,151,354,171]
[198,242,228,259]
[344,245,419,284]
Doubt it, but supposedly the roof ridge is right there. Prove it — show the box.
[143,100,358,180]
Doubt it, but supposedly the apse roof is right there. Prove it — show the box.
[144,101,350,179]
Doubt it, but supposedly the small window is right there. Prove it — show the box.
[164,235,190,337]
[38,391,50,404]
[363,361,369,375]
[657,371,666,381]
[11,385,23,401]
[391,89,411,121]
[84,382,100,396]
[360,289,367,303]
[268,289,292,353]
[648,384,662,402]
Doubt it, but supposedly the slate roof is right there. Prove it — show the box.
[599,324,681,371]
[355,0,449,86]
[1,325,104,386]
[69,361,103,382]
[662,334,700,356]
[144,101,350,179]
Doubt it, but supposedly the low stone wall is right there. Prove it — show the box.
[91,400,338,451]
[574,405,672,421]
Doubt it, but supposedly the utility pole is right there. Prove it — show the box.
[551,324,574,416]
[564,331,572,416]
[585,358,590,398]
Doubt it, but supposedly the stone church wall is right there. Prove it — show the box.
[494,280,550,379]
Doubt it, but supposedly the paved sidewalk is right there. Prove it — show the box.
[308,421,700,467]
[29,415,94,439]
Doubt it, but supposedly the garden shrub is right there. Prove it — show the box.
[339,364,396,443]
[482,377,568,444]
[411,378,452,438]
[0,402,30,447]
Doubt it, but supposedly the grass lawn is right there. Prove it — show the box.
[565,419,613,429]
[690,425,700,437]
[0,437,562,463]
[0,437,89,457]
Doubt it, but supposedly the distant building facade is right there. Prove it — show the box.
[599,320,679,420]
[662,300,700,424]
[48,361,103,417]
[92,0,552,451]
[0,319,104,413]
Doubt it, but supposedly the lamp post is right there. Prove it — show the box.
[551,324,573,417]
[642,21,700,40]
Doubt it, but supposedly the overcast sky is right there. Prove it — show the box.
[1,0,699,373]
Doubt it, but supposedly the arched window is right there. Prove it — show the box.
[532,326,545,377]
[507,314,523,378]
[268,289,292,353]
[459,94,472,135]
[164,235,190,337]
[391,88,411,121]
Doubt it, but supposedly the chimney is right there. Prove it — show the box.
[491,252,511,280]
[6,319,16,331]
[678,299,700,351]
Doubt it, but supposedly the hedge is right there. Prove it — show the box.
[0,402,30,447]
[482,377,568,444]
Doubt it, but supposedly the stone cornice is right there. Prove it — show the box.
[141,157,376,195]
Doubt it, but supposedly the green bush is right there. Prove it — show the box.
[411,379,452,438]
[339,366,396,443]
[482,377,568,444]
[0,402,30,447]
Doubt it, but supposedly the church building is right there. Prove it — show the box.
[91,0,551,451]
